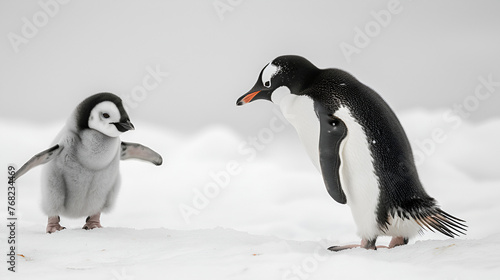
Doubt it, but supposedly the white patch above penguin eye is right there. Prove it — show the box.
[261,63,280,88]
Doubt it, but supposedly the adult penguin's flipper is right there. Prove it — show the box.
[120,142,163,166]
[13,144,62,182]
[315,102,348,204]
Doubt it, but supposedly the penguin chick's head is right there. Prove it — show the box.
[76,92,135,137]
[236,55,320,106]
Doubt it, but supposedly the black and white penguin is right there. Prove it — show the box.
[236,55,466,250]
[13,92,163,233]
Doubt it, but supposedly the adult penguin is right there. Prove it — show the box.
[236,55,466,250]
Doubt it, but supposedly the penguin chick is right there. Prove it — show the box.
[13,92,163,233]
[236,55,466,251]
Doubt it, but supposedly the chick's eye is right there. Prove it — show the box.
[102,113,110,119]
[264,81,271,88]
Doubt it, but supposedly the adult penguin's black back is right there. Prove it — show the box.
[237,55,466,249]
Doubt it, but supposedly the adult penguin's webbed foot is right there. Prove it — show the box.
[328,236,409,251]
[328,238,378,251]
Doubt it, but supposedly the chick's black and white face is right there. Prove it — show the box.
[88,101,123,137]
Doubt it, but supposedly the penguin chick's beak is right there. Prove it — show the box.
[113,120,135,132]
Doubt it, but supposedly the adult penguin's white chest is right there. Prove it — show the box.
[272,87,381,239]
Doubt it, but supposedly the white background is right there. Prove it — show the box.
[1,1,500,279]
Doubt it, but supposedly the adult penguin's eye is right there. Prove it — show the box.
[102,113,110,119]
[261,62,279,88]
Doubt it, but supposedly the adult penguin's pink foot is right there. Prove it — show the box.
[328,236,408,251]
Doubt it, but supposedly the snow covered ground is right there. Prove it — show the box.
[1,109,500,279]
